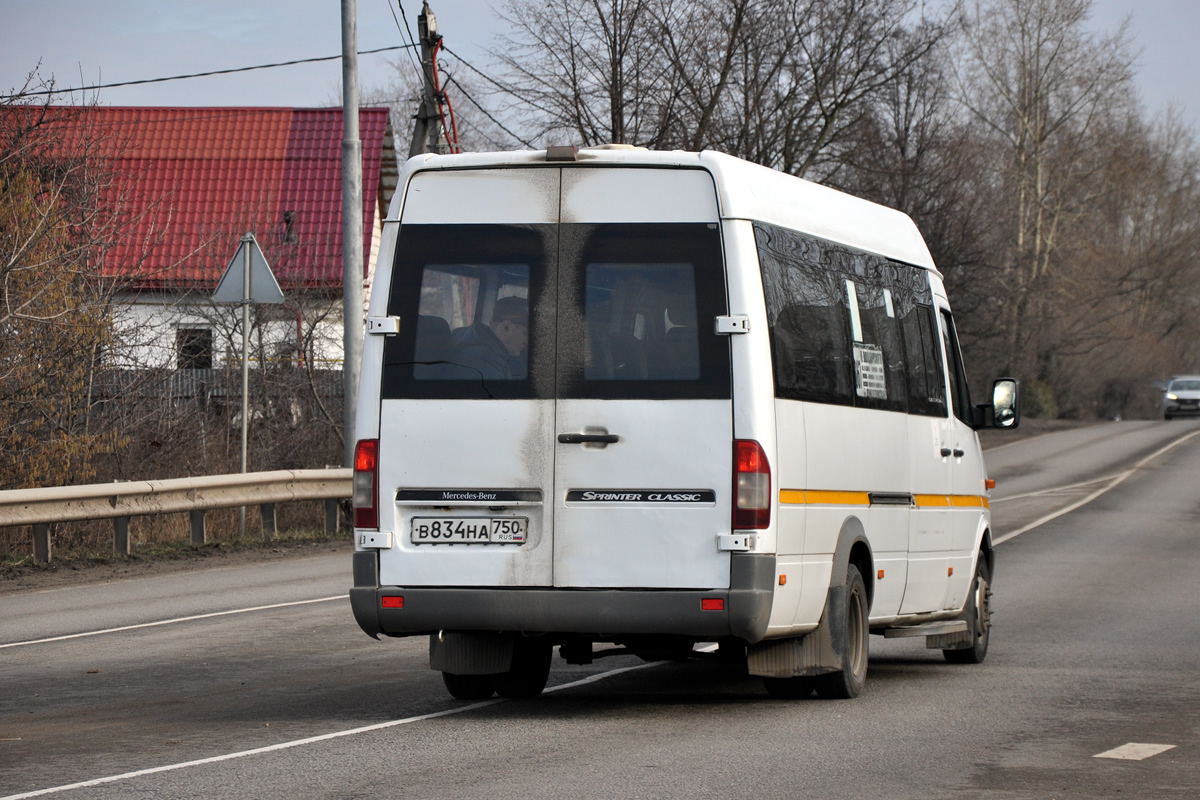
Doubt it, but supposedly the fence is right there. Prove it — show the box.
[0,469,352,563]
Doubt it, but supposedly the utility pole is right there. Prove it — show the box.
[408,2,447,158]
[341,0,364,469]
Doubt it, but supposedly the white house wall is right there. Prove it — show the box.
[111,292,347,370]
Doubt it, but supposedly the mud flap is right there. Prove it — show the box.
[746,584,845,678]
[349,551,381,639]
[429,632,515,675]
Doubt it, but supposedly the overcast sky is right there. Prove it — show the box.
[3,0,1197,137]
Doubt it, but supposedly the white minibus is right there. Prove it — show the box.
[349,146,1019,700]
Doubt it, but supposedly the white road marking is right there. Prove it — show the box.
[991,473,1121,503]
[993,429,1200,545]
[0,661,660,800]
[1094,743,1177,760]
[0,596,346,650]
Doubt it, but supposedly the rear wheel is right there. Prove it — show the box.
[813,564,869,699]
[441,672,497,700]
[944,558,992,664]
[494,638,552,699]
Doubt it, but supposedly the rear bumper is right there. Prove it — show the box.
[350,550,774,644]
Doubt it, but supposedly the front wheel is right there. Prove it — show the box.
[944,558,992,664]
[813,564,869,699]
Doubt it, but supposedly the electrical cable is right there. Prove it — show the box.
[442,71,536,148]
[440,44,559,119]
[430,39,460,153]
[388,0,423,84]
[2,46,414,100]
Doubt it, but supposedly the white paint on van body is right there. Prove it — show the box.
[561,167,720,224]
[904,412,955,615]
[554,400,732,589]
[400,168,560,225]
[377,399,555,588]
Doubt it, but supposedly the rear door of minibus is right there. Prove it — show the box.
[552,167,734,589]
[376,168,559,589]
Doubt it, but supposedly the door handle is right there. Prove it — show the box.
[953,449,965,458]
[558,433,620,444]
[940,448,953,457]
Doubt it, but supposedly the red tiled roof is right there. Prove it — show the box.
[51,107,396,290]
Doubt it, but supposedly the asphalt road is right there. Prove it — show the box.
[3,420,1199,799]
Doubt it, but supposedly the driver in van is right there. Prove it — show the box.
[453,295,528,379]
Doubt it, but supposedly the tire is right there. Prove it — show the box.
[944,558,992,664]
[494,638,552,699]
[763,676,815,699]
[441,672,496,700]
[813,564,869,699]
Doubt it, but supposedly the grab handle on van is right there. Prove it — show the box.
[558,432,620,444]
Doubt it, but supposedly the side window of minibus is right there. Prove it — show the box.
[755,223,854,406]
[939,309,973,424]
[846,278,907,413]
[899,298,947,417]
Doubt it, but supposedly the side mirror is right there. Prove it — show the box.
[992,378,1019,429]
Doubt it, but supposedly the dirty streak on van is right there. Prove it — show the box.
[350,147,1018,701]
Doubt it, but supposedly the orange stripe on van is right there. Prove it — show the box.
[783,491,989,509]
[779,490,870,506]
[916,494,990,509]
[949,495,986,508]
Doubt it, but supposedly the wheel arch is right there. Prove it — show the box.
[831,515,874,610]
[978,527,995,578]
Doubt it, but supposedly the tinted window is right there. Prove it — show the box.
[558,223,730,400]
[900,303,948,417]
[382,224,554,400]
[848,279,908,413]
[381,222,729,401]
[939,309,973,424]
[755,222,943,416]
[757,224,854,406]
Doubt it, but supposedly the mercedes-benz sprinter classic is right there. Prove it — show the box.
[349,146,1020,700]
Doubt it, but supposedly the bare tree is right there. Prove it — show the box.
[951,0,1136,378]
[490,0,948,177]
[491,0,675,146]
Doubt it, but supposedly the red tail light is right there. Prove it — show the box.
[733,439,771,529]
[353,439,379,529]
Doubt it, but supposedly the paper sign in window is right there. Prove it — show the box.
[854,342,887,399]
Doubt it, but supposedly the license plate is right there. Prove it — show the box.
[410,517,527,544]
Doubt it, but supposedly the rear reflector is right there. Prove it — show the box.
[701,598,724,611]
[381,596,404,609]
[353,439,379,529]
[733,439,771,529]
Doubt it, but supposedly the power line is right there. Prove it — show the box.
[440,44,558,120]
[3,46,414,100]
[387,0,424,84]
[442,72,534,148]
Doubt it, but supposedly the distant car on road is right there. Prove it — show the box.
[1162,375,1200,419]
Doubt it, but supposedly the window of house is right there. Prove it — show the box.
[177,327,214,370]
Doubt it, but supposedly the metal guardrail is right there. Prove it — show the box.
[0,469,352,563]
